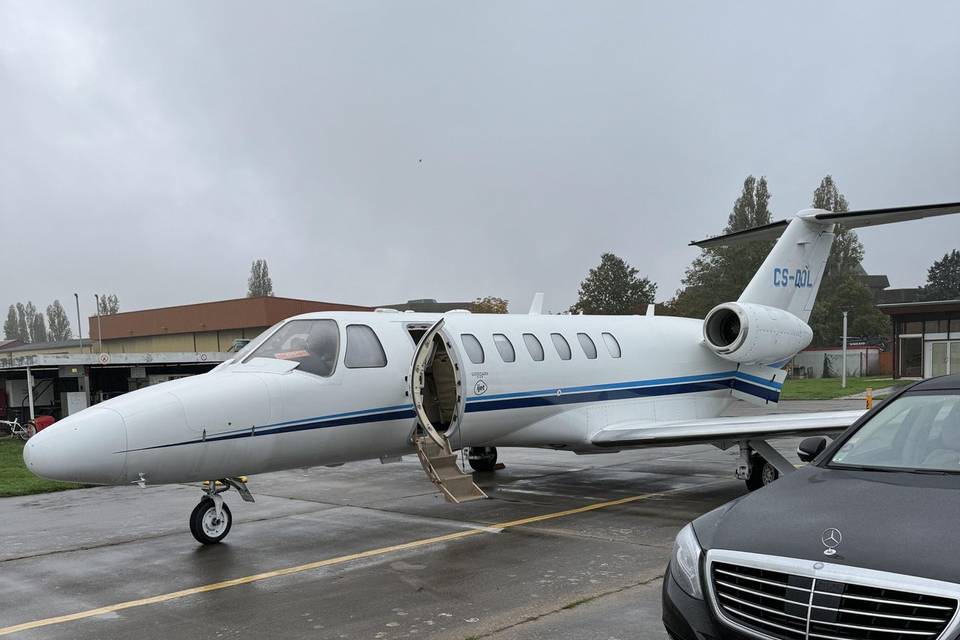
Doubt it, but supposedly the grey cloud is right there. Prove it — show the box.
[1,0,958,321]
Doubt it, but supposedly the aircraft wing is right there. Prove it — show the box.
[591,410,865,448]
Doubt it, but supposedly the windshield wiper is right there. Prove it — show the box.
[829,464,897,473]
[901,468,959,475]
[831,464,960,475]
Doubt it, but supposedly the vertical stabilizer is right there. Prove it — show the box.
[736,216,834,322]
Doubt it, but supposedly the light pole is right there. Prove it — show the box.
[94,294,103,353]
[74,293,85,353]
[841,310,849,389]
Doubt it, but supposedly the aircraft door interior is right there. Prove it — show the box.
[409,320,464,445]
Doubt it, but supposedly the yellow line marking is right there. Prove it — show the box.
[0,483,717,636]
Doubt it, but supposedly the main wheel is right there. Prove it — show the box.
[467,446,498,472]
[189,497,232,544]
[744,454,779,491]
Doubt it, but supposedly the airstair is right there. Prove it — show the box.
[409,317,487,503]
[413,433,487,503]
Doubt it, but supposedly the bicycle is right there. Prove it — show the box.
[0,417,35,441]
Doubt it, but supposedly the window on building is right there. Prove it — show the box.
[249,319,339,377]
[900,337,922,378]
[461,334,484,364]
[493,334,516,363]
[602,332,622,358]
[551,333,572,360]
[523,333,544,361]
[952,318,960,335]
[577,333,597,359]
[344,325,387,368]
[902,321,923,335]
[926,319,949,334]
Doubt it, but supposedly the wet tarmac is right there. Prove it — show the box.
[0,400,863,640]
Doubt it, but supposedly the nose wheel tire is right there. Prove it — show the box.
[467,446,498,473]
[744,454,779,491]
[189,497,232,544]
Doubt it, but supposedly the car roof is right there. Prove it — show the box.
[908,374,960,391]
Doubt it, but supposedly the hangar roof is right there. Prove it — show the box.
[89,296,373,340]
[878,299,960,316]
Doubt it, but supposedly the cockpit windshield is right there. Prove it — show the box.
[830,392,960,473]
[245,319,339,377]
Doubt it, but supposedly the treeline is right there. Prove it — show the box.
[3,293,121,344]
[3,301,73,343]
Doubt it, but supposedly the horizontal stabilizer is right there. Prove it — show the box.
[591,409,864,448]
[691,201,960,248]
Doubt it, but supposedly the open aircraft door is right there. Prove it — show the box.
[409,316,485,503]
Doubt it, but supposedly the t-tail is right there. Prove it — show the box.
[690,201,960,404]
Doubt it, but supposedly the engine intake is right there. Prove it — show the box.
[703,302,812,365]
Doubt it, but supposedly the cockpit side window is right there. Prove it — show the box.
[344,324,388,368]
[247,319,339,377]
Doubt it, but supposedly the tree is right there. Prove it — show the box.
[247,259,274,297]
[30,312,48,343]
[3,305,17,340]
[46,300,73,341]
[921,250,960,301]
[806,176,890,345]
[97,293,120,315]
[15,303,29,342]
[471,296,509,314]
[670,176,773,318]
[569,253,656,315]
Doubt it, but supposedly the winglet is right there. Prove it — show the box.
[528,292,544,315]
[645,303,655,317]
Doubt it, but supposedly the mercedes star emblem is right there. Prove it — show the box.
[821,528,842,556]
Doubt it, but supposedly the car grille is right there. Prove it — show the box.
[710,561,958,640]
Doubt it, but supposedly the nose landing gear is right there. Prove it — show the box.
[190,476,254,545]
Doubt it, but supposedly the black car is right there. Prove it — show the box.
[663,374,960,640]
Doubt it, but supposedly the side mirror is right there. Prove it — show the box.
[797,436,828,463]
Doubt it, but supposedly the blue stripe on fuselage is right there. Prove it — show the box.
[120,370,780,452]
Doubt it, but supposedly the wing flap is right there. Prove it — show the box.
[591,410,865,448]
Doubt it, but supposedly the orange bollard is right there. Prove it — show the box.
[866,387,873,410]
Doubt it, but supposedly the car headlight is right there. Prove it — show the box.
[670,523,704,599]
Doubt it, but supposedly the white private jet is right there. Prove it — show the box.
[24,202,960,543]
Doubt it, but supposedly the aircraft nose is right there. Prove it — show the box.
[23,408,128,484]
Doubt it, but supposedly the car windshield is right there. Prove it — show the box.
[829,392,960,473]
[245,319,339,377]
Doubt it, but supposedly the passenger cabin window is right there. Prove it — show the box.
[577,333,597,359]
[493,334,516,363]
[249,319,339,377]
[461,334,484,364]
[602,332,621,358]
[551,333,572,360]
[523,333,544,361]
[344,325,387,368]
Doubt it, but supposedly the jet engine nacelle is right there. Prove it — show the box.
[702,302,812,365]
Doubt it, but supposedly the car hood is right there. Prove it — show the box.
[694,466,960,584]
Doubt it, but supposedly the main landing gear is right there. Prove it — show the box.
[190,476,254,544]
[736,440,793,492]
[466,446,498,473]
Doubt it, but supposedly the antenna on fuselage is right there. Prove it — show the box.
[528,292,544,315]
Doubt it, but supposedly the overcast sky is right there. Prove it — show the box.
[2,1,959,324]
